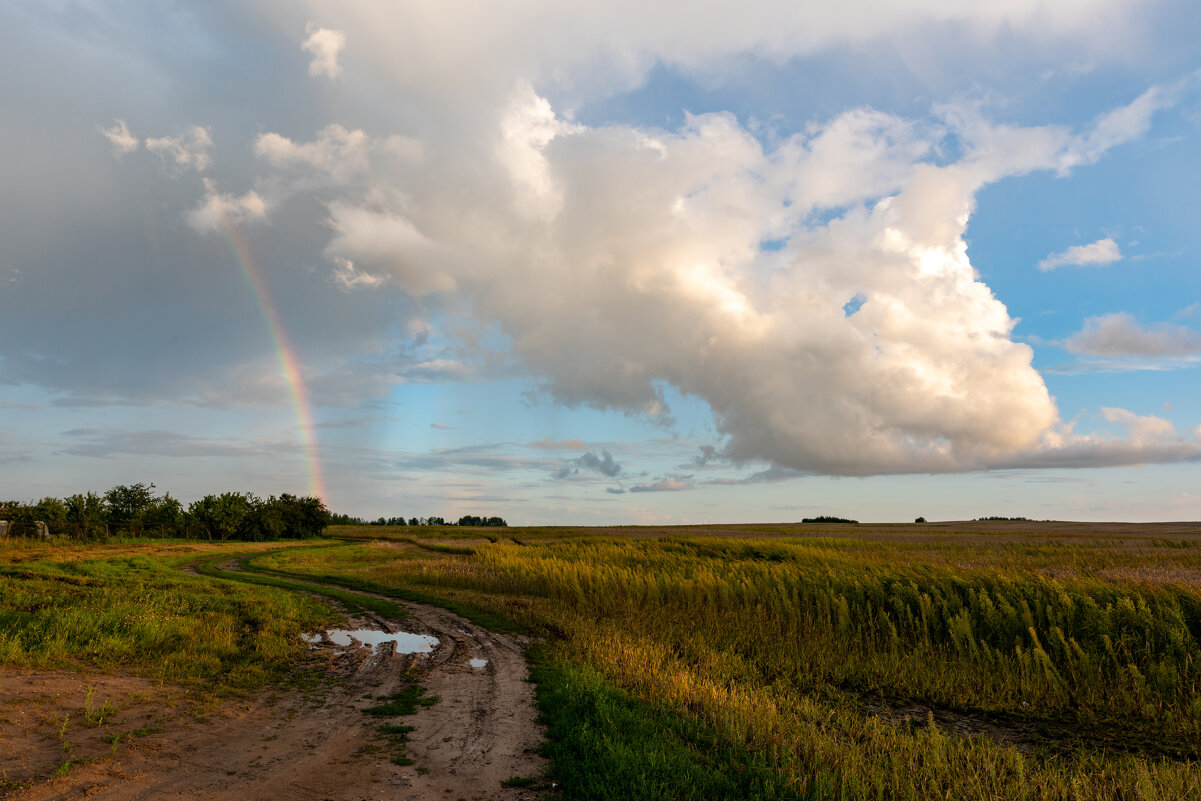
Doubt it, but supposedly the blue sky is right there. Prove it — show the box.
[1,1,1200,523]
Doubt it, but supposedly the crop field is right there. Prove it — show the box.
[2,521,1201,799]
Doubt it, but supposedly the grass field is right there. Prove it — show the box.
[3,522,1201,798]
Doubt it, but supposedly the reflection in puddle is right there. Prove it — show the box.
[304,628,439,653]
[469,658,488,669]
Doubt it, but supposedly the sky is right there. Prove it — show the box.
[2,0,1200,524]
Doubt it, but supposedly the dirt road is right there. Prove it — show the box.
[2,591,547,801]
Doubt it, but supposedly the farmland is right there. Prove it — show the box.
[2,520,1201,798]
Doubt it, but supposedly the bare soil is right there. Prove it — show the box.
[1,598,546,801]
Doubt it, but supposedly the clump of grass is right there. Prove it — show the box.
[364,685,438,717]
[83,686,118,726]
[363,686,436,767]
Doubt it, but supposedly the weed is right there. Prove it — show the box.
[363,686,438,717]
[83,685,118,726]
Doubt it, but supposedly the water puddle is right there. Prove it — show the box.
[469,658,488,669]
[304,628,439,653]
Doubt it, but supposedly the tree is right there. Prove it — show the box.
[104,483,157,536]
[187,492,251,540]
[146,493,185,537]
[65,493,107,540]
[34,497,68,535]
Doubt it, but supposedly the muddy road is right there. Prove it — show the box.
[3,584,547,801]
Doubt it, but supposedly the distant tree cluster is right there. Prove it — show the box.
[455,515,508,527]
[974,516,1031,522]
[328,513,508,528]
[0,483,330,541]
[801,516,860,525]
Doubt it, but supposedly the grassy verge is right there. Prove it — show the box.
[239,544,524,634]
[0,543,335,692]
[192,551,408,621]
[528,645,796,800]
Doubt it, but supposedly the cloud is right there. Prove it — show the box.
[302,23,346,79]
[98,119,139,156]
[323,203,456,297]
[331,257,386,290]
[397,444,553,475]
[629,478,694,493]
[430,422,452,430]
[1038,237,1122,271]
[528,438,588,451]
[553,449,621,479]
[186,180,268,232]
[74,5,1198,481]
[577,450,621,477]
[708,465,806,485]
[1063,312,1201,358]
[144,126,213,173]
[990,410,1201,469]
[59,429,278,459]
[161,73,1198,475]
[254,125,421,186]
[0,399,41,410]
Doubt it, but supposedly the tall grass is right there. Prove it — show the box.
[274,528,1201,798]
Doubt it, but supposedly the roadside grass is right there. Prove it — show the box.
[0,541,336,691]
[269,526,1201,799]
[192,551,408,621]
[529,644,795,800]
[240,545,523,635]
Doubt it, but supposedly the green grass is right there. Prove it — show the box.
[363,685,439,717]
[529,645,796,800]
[0,543,334,691]
[239,544,524,634]
[364,686,437,767]
[192,551,408,621]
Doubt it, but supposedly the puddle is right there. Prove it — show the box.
[304,628,439,653]
[469,658,488,669]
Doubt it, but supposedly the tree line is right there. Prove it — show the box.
[0,483,330,541]
[329,513,508,528]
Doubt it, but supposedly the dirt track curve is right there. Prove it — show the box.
[2,585,547,801]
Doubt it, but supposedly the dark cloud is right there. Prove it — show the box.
[552,449,621,480]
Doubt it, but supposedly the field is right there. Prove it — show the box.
[2,521,1201,799]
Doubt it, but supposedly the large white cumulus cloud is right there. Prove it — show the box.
[193,0,1200,474]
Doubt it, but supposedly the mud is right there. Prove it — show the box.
[3,593,546,801]
[862,695,1199,760]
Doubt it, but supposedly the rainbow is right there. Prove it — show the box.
[217,219,327,502]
